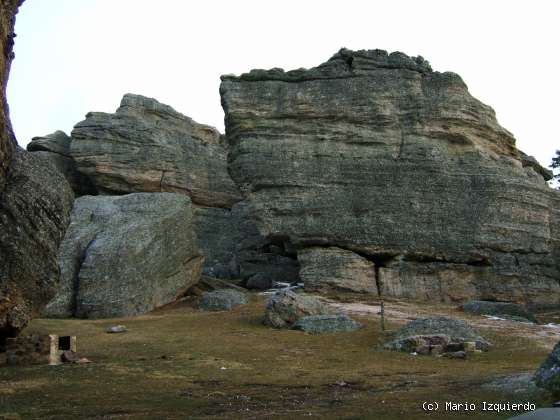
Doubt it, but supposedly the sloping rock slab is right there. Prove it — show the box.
[263,290,330,329]
[463,300,537,323]
[43,193,203,319]
[385,317,491,352]
[199,289,249,311]
[292,314,362,334]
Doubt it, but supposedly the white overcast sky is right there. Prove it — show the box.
[7,0,559,168]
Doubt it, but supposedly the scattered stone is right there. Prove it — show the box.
[43,193,203,319]
[199,289,249,311]
[464,341,477,352]
[462,300,538,324]
[443,351,467,359]
[106,325,128,334]
[263,290,331,329]
[535,341,560,395]
[61,350,80,363]
[292,314,362,334]
[445,342,465,352]
[384,317,490,355]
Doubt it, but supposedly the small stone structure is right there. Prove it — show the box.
[6,334,76,366]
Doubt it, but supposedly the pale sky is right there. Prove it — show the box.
[8,0,559,169]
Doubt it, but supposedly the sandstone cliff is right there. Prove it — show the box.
[221,48,560,308]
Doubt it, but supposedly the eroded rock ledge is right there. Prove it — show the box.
[221,48,560,308]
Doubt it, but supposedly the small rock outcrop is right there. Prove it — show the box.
[462,300,537,323]
[292,314,362,334]
[263,290,330,329]
[43,193,203,319]
[384,317,491,354]
[535,341,560,395]
[221,48,560,308]
[71,93,240,207]
[199,289,249,311]
[27,131,94,195]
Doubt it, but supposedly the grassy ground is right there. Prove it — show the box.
[0,295,554,419]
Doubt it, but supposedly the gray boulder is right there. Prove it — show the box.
[535,341,560,395]
[384,317,491,352]
[463,300,538,323]
[43,193,203,319]
[263,290,331,329]
[221,48,560,308]
[199,289,249,311]
[292,314,362,334]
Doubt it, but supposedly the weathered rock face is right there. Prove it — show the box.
[1,149,74,340]
[43,193,203,319]
[194,201,299,284]
[70,94,241,208]
[27,131,94,195]
[298,247,376,293]
[221,48,560,307]
[0,0,22,192]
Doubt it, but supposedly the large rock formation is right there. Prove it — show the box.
[1,0,74,347]
[67,94,299,286]
[221,48,560,308]
[44,193,203,319]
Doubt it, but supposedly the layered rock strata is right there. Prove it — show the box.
[43,193,203,318]
[221,48,560,307]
